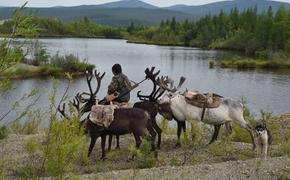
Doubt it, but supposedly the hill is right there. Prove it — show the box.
[99,0,157,9]
[0,6,194,26]
[166,0,290,15]
[0,0,289,26]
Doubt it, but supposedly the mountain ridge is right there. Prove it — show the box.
[0,0,289,26]
[165,0,290,15]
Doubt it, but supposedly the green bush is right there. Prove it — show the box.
[9,110,42,135]
[50,53,95,73]
[277,127,290,156]
[0,126,8,140]
[128,140,157,169]
[209,60,216,68]
[208,135,236,161]
[220,59,290,69]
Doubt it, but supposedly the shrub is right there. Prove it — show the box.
[17,137,41,179]
[41,115,86,177]
[9,110,42,135]
[50,53,95,73]
[208,133,236,161]
[277,126,290,156]
[128,140,157,169]
[209,60,216,68]
[0,126,8,140]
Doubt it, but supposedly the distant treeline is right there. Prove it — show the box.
[0,6,289,58]
[0,16,124,38]
[128,6,290,58]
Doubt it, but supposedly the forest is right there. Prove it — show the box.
[0,6,289,59]
[128,6,290,59]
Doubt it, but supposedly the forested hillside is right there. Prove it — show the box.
[128,7,290,58]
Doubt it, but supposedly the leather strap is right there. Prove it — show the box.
[201,106,206,121]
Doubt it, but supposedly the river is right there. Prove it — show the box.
[1,38,290,124]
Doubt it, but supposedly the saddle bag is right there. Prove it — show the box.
[184,90,222,108]
[89,103,116,128]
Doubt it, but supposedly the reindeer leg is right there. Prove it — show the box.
[176,121,182,148]
[238,122,256,150]
[182,121,186,133]
[108,135,113,151]
[129,133,142,161]
[214,124,222,141]
[101,135,107,160]
[152,117,162,149]
[133,133,142,148]
[225,122,233,136]
[208,125,221,144]
[88,133,98,157]
[146,122,156,151]
[245,124,256,150]
[115,135,120,149]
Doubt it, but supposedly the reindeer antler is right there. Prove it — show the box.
[157,76,186,93]
[137,67,161,101]
[76,69,105,113]
[58,103,66,117]
[82,70,105,99]
[93,69,105,97]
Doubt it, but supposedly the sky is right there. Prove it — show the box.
[0,0,289,7]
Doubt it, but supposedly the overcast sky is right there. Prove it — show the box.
[1,0,289,7]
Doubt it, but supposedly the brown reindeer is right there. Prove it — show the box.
[133,67,166,149]
[107,67,166,150]
[78,70,154,159]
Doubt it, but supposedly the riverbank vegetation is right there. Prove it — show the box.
[1,6,289,59]
[127,6,290,59]
[0,16,124,38]
[0,5,95,79]
[220,59,290,69]
[1,6,289,65]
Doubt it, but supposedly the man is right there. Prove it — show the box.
[107,64,132,103]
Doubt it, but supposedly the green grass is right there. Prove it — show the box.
[220,59,290,69]
[209,60,216,68]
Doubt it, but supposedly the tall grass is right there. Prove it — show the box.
[50,53,95,73]
[221,59,290,69]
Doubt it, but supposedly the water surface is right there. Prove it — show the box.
[1,38,289,124]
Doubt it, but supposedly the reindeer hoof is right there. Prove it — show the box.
[175,143,181,148]
[192,134,196,141]
[115,146,120,150]
[157,146,161,150]
[127,155,136,162]
[100,156,107,161]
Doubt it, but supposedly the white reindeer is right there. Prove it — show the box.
[157,76,256,149]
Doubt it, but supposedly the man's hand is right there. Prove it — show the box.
[106,92,120,102]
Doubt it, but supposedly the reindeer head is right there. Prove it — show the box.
[156,75,186,105]
[79,70,105,113]
[137,67,165,103]
[155,76,186,121]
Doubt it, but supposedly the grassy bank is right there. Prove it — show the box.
[0,53,95,79]
[220,59,290,69]
[0,64,91,79]
[127,38,185,47]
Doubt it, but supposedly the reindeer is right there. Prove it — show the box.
[157,76,256,149]
[132,67,166,149]
[83,69,162,159]
[59,70,152,159]
[107,67,169,150]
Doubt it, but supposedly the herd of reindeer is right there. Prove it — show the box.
[57,67,256,160]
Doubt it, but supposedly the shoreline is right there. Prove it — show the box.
[0,63,90,80]
[1,112,290,179]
